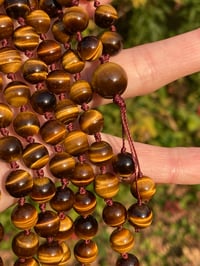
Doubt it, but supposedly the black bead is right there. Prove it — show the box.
[30,89,56,114]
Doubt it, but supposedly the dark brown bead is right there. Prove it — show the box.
[74,215,98,240]
[0,103,13,127]
[79,109,104,135]
[3,81,31,107]
[116,254,140,266]
[46,69,71,94]
[112,152,136,178]
[77,36,103,61]
[71,162,94,187]
[128,203,153,229]
[73,190,96,216]
[62,6,89,34]
[13,111,40,137]
[54,215,74,241]
[110,228,134,253]
[50,186,74,212]
[62,49,85,74]
[100,31,123,56]
[69,79,93,105]
[0,223,4,242]
[11,203,38,230]
[22,59,48,84]
[30,89,56,114]
[0,47,22,74]
[0,136,22,162]
[37,40,62,65]
[88,140,113,165]
[5,169,33,198]
[4,0,30,19]
[49,152,75,179]
[51,20,72,44]
[12,231,39,257]
[25,10,50,34]
[37,241,63,264]
[55,99,79,124]
[94,4,118,28]
[34,210,60,238]
[0,14,14,40]
[74,239,98,264]
[22,142,49,169]
[103,201,127,227]
[39,0,61,18]
[14,257,40,266]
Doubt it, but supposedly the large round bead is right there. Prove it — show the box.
[51,20,72,44]
[5,169,33,198]
[91,62,127,99]
[116,253,140,266]
[62,49,85,74]
[0,136,22,162]
[88,140,113,165]
[71,162,94,187]
[25,10,50,34]
[22,59,48,84]
[37,40,62,65]
[110,228,134,253]
[14,257,40,266]
[39,0,61,18]
[100,31,123,56]
[0,103,13,128]
[69,79,93,105]
[103,201,127,227]
[94,172,119,199]
[50,186,74,212]
[74,215,98,240]
[55,99,79,124]
[4,0,30,19]
[30,89,56,114]
[46,69,71,94]
[22,142,49,169]
[12,231,39,257]
[11,203,38,230]
[79,109,104,135]
[74,239,98,264]
[0,47,22,73]
[54,215,74,241]
[130,176,156,201]
[128,203,153,229]
[73,190,96,216]
[77,36,103,61]
[0,14,14,40]
[37,241,63,264]
[94,4,118,28]
[112,152,136,178]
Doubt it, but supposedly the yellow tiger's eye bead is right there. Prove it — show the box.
[0,103,13,127]
[55,99,79,124]
[116,253,140,266]
[79,109,104,135]
[62,49,85,74]
[54,215,74,241]
[58,241,71,265]
[37,40,62,65]
[22,59,48,84]
[100,31,123,56]
[74,215,98,240]
[46,69,71,94]
[94,4,118,28]
[0,136,22,162]
[0,14,14,40]
[69,79,93,105]
[13,26,39,51]
[4,0,30,19]
[128,203,153,229]
[14,257,40,266]
[88,140,113,165]
[103,201,127,227]
[110,228,134,253]
[0,47,22,74]
[74,239,98,264]
[37,241,63,264]
[71,162,94,187]
[77,36,103,61]
[51,20,72,44]
[25,10,51,34]
[130,176,156,201]
[30,89,56,114]
[73,190,96,216]
[50,186,74,212]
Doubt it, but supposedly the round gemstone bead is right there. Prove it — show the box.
[77,36,103,61]
[69,79,93,105]
[73,190,96,216]
[74,239,98,264]
[0,14,14,40]
[88,140,113,164]
[79,109,104,135]
[71,162,94,187]
[37,39,62,65]
[39,0,61,18]
[103,201,127,227]
[46,69,71,94]
[74,215,98,240]
[25,10,51,34]
[22,59,48,84]
[94,4,118,28]
[50,186,74,212]
[0,136,22,162]
[62,49,85,74]
[0,47,22,74]
[116,254,140,266]
[128,203,153,229]
[91,62,127,99]
[30,89,56,114]
[51,20,72,44]
[4,0,30,19]
[14,257,40,266]
[0,103,13,128]
[110,228,134,253]
[130,176,156,201]
[54,215,74,241]
[37,241,63,264]
[112,152,136,178]
[100,31,123,56]
[55,99,79,124]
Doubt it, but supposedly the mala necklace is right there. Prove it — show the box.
[0,0,156,265]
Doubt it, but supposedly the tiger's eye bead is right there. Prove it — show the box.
[5,169,33,198]
[94,172,119,199]
[71,162,94,187]
[77,36,103,61]
[130,176,156,201]
[22,59,48,84]
[63,130,89,156]
[100,31,123,56]
[14,257,40,266]
[79,109,104,135]
[94,4,118,28]
[0,14,14,40]
[91,62,127,99]
[49,152,75,179]
[37,40,62,65]
[22,142,49,169]
[11,203,38,230]
[12,231,39,257]
[0,103,13,127]
[25,10,50,34]
[128,203,153,229]
[74,239,98,264]
[30,177,56,203]
[34,210,60,238]
[54,215,74,241]
[112,152,135,178]
[73,190,96,216]
[110,228,134,253]
[46,69,71,94]
[0,136,22,162]
[55,99,79,124]
[13,26,39,51]
[116,254,140,266]
[50,186,74,212]
[0,223,4,242]
[3,81,31,107]
[13,111,40,137]
[4,0,30,19]
[103,201,127,227]
[88,140,113,165]
[74,215,98,240]
[37,241,63,264]
[39,0,61,18]
[62,49,85,74]
[69,79,93,105]
[59,241,71,265]
[0,47,22,73]
[51,20,72,44]
[30,89,56,114]
[62,6,89,34]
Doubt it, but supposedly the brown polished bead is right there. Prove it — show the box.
[110,228,134,253]
[0,103,13,127]
[0,14,14,40]
[116,254,140,266]
[13,25,39,51]
[22,142,49,169]
[69,79,93,105]
[54,215,74,241]
[25,10,50,34]
[73,190,96,216]
[0,136,22,162]
[62,6,89,34]
[88,140,113,165]
[128,203,153,229]
[112,152,136,178]
[71,162,94,187]
[14,257,40,266]
[94,4,118,28]
[49,152,75,179]
[34,210,60,238]
[3,81,31,107]
[0,47,22,74]
[5,169,33,198]
[37,241,63,264]
[55,98,79,124]
[12,231,39,257]
[11,203,38,230]
[39,0,61,18]
[74,239,98,264]
[100,31,123,56]
[62,49,85,74]
[63,130,89,156]
[94,172,119,199]
[79,109,104,135]
[37,40,62,65]
[13,111,40,138]
[46,69,71,94]
[22,59,48,84]
[4,0,30,19]
[74,215,98,240]
[51,20,72,44]
[30,177,56,203]
[0,223,4,242]
[58,241,71,265]
[130,176,156,201]
[103,201,127,227]
[30,89,56,114]
[50,186,74,212]
[77,36,103,61]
